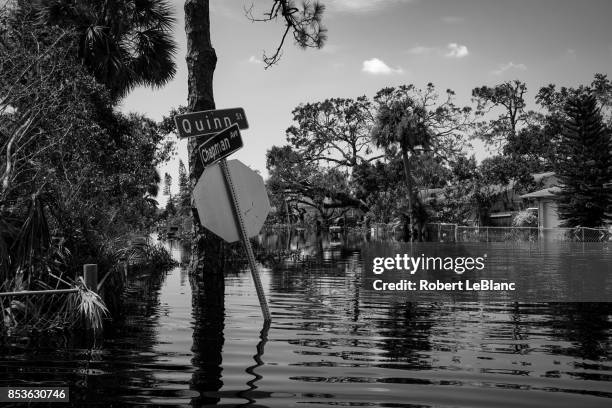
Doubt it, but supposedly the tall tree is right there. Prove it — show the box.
[286,97,382,173]
[472,80,535,149]
[183,5,325,397]
[163,173,172,196]
[177,159,190,213]
[31,0,177,100]
[1,5,173,281]
[183,0,326,275]
[555,94,612,227]
[372,84,472,240]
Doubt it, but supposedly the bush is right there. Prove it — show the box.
[512,210,538,227]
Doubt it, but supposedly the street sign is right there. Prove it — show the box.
[174,107,248,139]
[193,159,271,243]
[198,124,243,168]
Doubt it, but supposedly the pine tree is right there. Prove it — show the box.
[178,160,190,214]
[607,146,612,227]
[555,94,612,227]
[163,173,172,196]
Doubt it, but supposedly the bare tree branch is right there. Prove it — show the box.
[245,0,326,68]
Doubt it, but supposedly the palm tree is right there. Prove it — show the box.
[372,87,432,241]
[31,0,177,100]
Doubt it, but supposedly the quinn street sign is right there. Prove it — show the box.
[174,107,248,139]
[198,124,243,168]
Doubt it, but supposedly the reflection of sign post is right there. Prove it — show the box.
[174,107,248,139]
[198,124,243,168]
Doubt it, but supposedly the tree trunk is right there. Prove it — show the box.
[184,4,225,401]
[184,0,226,285]
[400,149,414,242]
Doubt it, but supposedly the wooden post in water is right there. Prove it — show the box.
[83,264,98,293]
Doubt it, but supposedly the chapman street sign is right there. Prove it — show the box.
[174,107,248,139]
[198,124,243,168]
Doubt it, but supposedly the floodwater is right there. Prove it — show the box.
[1,231,612,407]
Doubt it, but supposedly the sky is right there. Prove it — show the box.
[119,0,612,202]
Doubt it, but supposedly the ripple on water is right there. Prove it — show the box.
[1,237,611,407]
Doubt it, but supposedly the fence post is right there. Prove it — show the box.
[83,264,98,293]
[486,227,489,242]
[454,224,458,242]
[582,227,585,242]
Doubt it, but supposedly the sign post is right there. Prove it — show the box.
[179,107,271,322]
[219,159,271,321]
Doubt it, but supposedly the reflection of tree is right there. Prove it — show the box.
[375,302,435,367]
[47,270,168,405]
[548,303,612,361]
[189,269,225,406]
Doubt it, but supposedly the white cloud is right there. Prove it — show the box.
[362,58,403,75]
[248,55,263,64]
[329,0,415,13]
[445,43,469,58]
[492,61,527,75]
[441,16,465,24]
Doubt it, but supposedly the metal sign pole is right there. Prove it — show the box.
[219,159,271,321]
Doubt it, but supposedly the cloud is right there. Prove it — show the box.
[362,58,403,75]
[441,16,465,24]
[407,43,470,59]
[248,55,263,64]
[492,61,527,75]
[445,43,469,58]
[329,0,416,13]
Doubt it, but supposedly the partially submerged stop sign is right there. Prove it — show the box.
[192,159,271,243]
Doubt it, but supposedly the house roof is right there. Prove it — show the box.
[520,186,561,199]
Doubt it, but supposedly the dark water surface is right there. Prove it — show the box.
[1,232,612,407]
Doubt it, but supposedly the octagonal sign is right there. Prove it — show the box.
[193,159,271,243]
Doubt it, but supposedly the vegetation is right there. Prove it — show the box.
[267,75,612,236]
[0,1,176,335]
[29,0,177,100]
[555,94,612,227]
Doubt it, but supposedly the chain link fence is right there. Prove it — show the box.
[262,223,611,243]
[424,224,611,243]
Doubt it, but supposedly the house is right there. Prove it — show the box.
[519,172,566,240]
[483,181,524,226]
[520,172,560,229]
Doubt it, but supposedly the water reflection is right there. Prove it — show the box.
[190,268,225,407]
[0,232,611,407]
